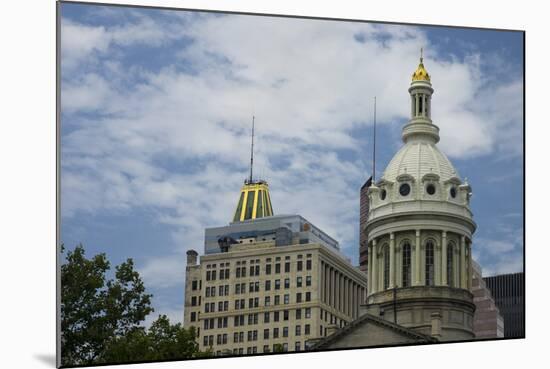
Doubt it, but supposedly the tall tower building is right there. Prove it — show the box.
[364,53,477,341]
[359,177,372,273]
[183,124,368,355]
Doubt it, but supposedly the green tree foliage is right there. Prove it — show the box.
[61,244,209,366]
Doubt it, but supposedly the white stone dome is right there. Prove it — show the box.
[381,141,460,184]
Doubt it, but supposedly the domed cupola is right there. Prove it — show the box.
[364,50,477,342]
[366,50,475,224]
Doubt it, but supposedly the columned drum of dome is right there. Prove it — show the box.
[364,53,476,342]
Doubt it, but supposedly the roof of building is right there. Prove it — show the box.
[310,312,437,350]
[381,140,460,184]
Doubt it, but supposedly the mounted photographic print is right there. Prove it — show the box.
[57,1,524,367]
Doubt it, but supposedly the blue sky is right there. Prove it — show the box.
[60,3,523,324]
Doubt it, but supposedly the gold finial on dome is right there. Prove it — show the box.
[412,48,430,82]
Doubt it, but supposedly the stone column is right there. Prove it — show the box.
[467,241,472,291]
[389,233,395,288]
[371,239,378,294]
[367,242,373,295]
[460,236,466,289]
[435,238,441,286]
[414,230,421,286]
[441,231,448,286]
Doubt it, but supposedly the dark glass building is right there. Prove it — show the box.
[358,176,372,273]
[483,272,524,338]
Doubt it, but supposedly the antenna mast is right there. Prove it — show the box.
[373,97,377,182]
[249,116,255,183]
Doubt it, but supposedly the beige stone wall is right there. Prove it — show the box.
[183,242,367,355]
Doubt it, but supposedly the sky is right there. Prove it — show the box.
[59,2,524,325]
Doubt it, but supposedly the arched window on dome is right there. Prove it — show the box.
[425,240,435,286]
[402,242,411,287]
[447,242,454,287]
[383,244,390,290]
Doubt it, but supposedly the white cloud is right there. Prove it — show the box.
[60,11,523,303]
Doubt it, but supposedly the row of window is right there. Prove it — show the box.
[380,241,458,290]
[203,308,313,330]
[205,253,313,270]
[379,184,458,201]
[224,343,299,355]
[205,276,313,299]
[204,260,313,281]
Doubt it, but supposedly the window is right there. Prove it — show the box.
[212,270,216,280]
[296,293,302,303]
[380,189,387,200]
[249,282,254,292]
[305,308,311,318]
[273,328,279,338]
[236,268,241,278]
[450,187,457,198]
[255,265,260,276]
[218,301,223,312]
[275,263,281,273]
[250,265,254,276]
[402,242,411,287]
[192,280,198,290]
[253,330,258,341]
[306,276,312,286]
[306,260,312,270]
[264,328,270,340]
[218,285,223,296]
[203,336,208,346]
[263,345,270,353]
[224,301,229,311]
[190,312,196,322]
[383,245,390,290]
[223,334,227,344]
[191,296,197,306]
[297,276,302,287]
[305,324,310,335]
[297,260,303,271]
[305,292,311,302]
[426,183,436,195]
[266,264,272,275]
[233,332,239,343]
[296,308,302,319]
[284,278,290,289]
[282,343,288,352]
[425,240,435,286]
[244,191,255,219]
[274,295,280,305]
[247,331,252,342]
[254,297,259,308]
[208,335,214,346]
[284,310,289,321]
[296,325,301,336]
[274,311,280,322]
[239,332,244,342]
[217,334,222,345]
[265,296,271,306]
[447,243,454,287]
[265,280,271,291]
[399,183,411,196]
[205,304,210,313]
[295,342,301,351]
[284,294,289,304]
[225,269,230,279]
[255,281,260,292]
[241,267,246,277]
[285,262,290,273]
[264,312,270,323]
[283,327,289,338]
[275,279,281,290]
